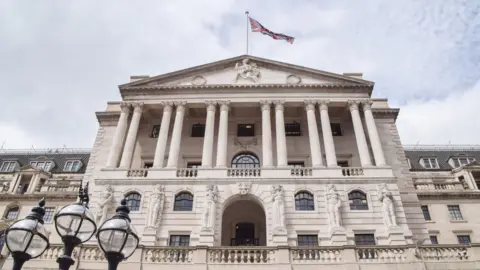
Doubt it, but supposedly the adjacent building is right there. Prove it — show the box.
[1,55,479,269]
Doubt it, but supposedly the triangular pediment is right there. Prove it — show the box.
[120,55,374,89]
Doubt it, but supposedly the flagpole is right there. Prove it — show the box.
[245,11,249,55]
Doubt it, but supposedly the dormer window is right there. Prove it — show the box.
[450,157,475,168]
[420,158,439,169]
[64,160,82,172]
[30,161,53,171]
[0,161,18,172]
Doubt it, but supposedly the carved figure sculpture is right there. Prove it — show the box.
[234,58,261,83]
[238,182,252,195]
[326,184,342,228]
[377,183,397,228]
[271,185,286,232]
[1,181,10,192]
[202,185,218,231]
[96,185,114,226]
[146,185,165,228]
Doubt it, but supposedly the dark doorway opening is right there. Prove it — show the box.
[232,222,258,246]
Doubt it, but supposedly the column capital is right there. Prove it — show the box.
[260,100,272,111]
[347,100,360,111]
[304,100,316,111]
[218,100,231,111]
[205,100,217,111]
[174,101,187,112]
[120,102,131,113]
[361,99,374,111]
[318,100,330,110]
[132,102,144,113]
[273,100,285,111]
[161,101,174,112]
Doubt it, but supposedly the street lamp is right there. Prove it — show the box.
[54,183,96,270]
[97,198,139,270]
[4,198,49,270]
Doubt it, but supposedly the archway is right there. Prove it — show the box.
[221,195,266,246]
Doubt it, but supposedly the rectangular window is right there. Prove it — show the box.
[285,122,301,136]
[30,161,53,171]
[447,205,464,220]
[337,161,349,167]
[422,158,439,169]
[43,207,55,222]
[421,205,432,221]
[297,235,318,246]
[330,123,342,136]
[64,160,81,172]
[430,235,438,244]
[457,235,471,245]
[150,125,160,138]
[143,162,153,169]
[288,162,305,168]
[452,157,475,167]
[354,234,376,246]
[0,161,17,172]
[237,124,255,137]
[191,124,206,137]
[169,235,190,247]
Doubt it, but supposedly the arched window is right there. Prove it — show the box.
[295,191,315,211]
[4,206,19,220]
[348,190,368,210]
[174,192,194,211]
[125,192,141,211]
[231,152,260,168]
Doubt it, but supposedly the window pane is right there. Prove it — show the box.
[125,193,141,211]
[191,124,206,137]
[421,206,431,221]
[169,235,190,246]
[330,123,342,136]
[6,207,19,220]
[447,205,463,220]
[457,235,471,245]
[231,153,260,169]
[237,124,255,137]
[44,207,55,222]
[285,122,301,136]
[174,192,193,211]
[354,234,375,245]
[349,191,368,210]
[429,235,438,244]
[295,192,314,211]
[298,235,318,246]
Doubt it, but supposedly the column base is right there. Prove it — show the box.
[376,226,408,245]
[319,227,347,246]
[198,230,215,246]
[141,227,158,246]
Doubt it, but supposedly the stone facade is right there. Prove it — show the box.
[1,55,479,269]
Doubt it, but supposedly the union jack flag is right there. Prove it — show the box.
[249,17,295,44]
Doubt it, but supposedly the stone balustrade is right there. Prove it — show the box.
[39,179,81,193]
[356,246,408,262]
[342,167,364,176]
[144,247,194,263]
[127,169,148,177]
[291,167,313,177]
[414,182,465,191]
[227,168,261,177]
[290,247,342,263]
[177,168,198,177]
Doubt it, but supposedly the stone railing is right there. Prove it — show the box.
[342,167,364,176]
[208,247,275,264]
[414,182,464,191]
[144,247,194,263]
[291,167,313,177]
[290,247,342,263]
[39,179,81,193]
[356,246,408,262]
[418,246,469,261]
[127,169,148,177]
[177,168,198,177]
[227,168,261,177]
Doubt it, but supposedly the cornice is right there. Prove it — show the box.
[415,190,480,199]
[0,192,78,201]
[372,108,400,121]
[96,111,120,124]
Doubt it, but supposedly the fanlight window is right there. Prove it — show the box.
[295,191,315,211]
[125,192,141,211]
[348,190,368,210]
[231,152,260,168]
[174,192,194,211]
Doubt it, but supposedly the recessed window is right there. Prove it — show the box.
[331,123,342,136]
[0,161,17,172]
[150,125,160,138]
[44,207,55,222]
[174,192,194,211]
[457,235,471,245]
[125,192,142,211]
[5,206,19,220]
[447,205,463,220]
[231,152,260,168]
[451,157,475,167]
[421,158,439,169]
[348,190,368,210]
[295,191,315,211]
[421,205,432,221]
[285,122,301,136]
[169,235,190,247]
[144,162,153,169]
[237,124,255,137]
[64,160,82,172]
[30,161,53,171]
[354,234,376,245]
[430,235,438,244]
[337,161,349,167]
[191,124,205,137]
[297,235,318,246]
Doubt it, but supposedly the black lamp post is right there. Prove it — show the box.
[97,198,139,270]
[4,198,50,270]
[53,183,96,270]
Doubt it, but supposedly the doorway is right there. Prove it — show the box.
[233,222,257,246]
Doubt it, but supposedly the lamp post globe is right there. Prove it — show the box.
[5,198,49,270]
[54,182,96,270]
[97,198,139,270]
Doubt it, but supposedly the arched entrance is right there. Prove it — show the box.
[221,195,266,246]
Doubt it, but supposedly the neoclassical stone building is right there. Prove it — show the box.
[1,55,480,269]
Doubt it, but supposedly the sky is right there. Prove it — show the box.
[0,0,479,149]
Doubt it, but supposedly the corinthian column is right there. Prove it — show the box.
[362,100,387,166]
[106,103,131,168]
[318,100,338,167]
[201,101,217,168]
[348,100,372,167]
[119,102,144,168]
[167,102,186,168]
[274,100,288,167]
[153,102,173,168]
[304,100,323,167]
[215,100,230,168]
[260,101,273,167]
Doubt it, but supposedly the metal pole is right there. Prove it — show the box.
[245,11,249,55]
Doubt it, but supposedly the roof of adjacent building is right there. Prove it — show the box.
[0,148,91,174]
[404,145,480,171]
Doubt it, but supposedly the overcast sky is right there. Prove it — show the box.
[0,0,479,149]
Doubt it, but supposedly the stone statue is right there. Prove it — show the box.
[202,185,218,231]
[326,184,341,228]
[146,185,165,228]
[1,181,10,192]
[237,182,252,196]
[377,183,397,228]
[271,185,286,232]
[96,185,114,226]
[234,58,261,83]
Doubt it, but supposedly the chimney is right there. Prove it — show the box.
[343,72,363,79]
[129,75,150,82]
